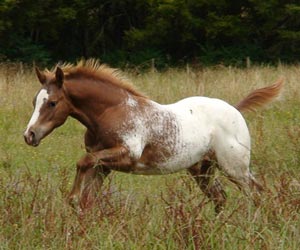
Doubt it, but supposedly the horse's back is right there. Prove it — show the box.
[167,96,248,134]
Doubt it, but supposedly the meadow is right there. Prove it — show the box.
[0,62,300,249]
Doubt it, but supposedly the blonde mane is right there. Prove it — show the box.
[50,59,146,98]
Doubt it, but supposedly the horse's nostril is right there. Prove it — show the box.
[29,130,35,139]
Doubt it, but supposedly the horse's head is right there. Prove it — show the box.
[24,67,71,146]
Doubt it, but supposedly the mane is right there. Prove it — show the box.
[49,59,147,98]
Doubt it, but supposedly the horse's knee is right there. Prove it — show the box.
[76,154,96,171]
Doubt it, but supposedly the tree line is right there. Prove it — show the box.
[1,0,300,67]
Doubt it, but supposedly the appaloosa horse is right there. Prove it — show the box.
[24,59,283,213]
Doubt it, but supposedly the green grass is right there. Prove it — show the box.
[0,63,300,249]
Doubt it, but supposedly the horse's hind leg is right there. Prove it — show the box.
[68,154,111,211]
[214,142,263,206]
[188,155,226,214]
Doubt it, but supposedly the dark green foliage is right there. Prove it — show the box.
[0,0,300,67]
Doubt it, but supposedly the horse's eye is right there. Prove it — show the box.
[49,101,57,108]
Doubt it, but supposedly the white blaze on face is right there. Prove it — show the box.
[25,89,49,134]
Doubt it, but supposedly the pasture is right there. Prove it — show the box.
[0,63,300,249]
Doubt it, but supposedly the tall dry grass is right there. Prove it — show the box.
[0,62,300,249]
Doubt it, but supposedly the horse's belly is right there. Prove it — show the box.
[132,160,197,175]
[131,139,210,175]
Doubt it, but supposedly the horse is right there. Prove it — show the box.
[23,59,283,213]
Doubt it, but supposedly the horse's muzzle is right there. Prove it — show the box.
[24,130,40,147]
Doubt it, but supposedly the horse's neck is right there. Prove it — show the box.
[65,79,127,132]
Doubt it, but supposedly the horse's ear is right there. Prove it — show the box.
[55,67,64,88]
[35,67,46,85]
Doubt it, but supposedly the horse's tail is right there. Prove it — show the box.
[235,78,284,112]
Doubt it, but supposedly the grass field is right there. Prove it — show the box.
[0,63,300,249]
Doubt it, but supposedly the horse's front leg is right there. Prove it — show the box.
[68,159,111,211]
[68,146,133,210]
